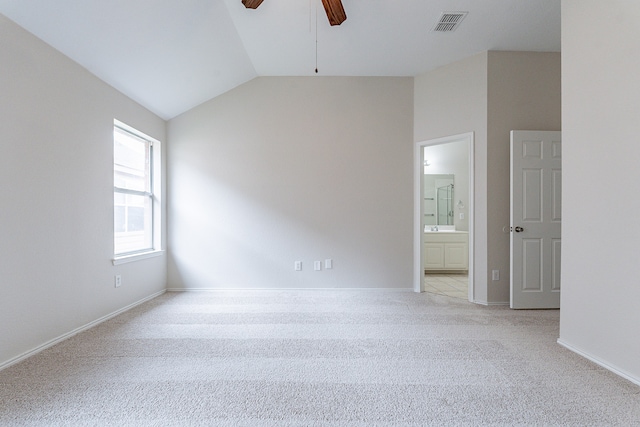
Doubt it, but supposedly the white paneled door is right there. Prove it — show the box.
[510,131,562,309]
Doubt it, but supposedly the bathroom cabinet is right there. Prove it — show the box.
[424,231,468,271]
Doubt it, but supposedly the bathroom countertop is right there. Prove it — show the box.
[424,230,468,234]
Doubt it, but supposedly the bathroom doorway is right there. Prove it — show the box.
[414,133,474,301]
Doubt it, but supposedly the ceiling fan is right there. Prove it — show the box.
[241,0,347,26]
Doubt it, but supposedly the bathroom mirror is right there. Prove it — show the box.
[423,174,454,226]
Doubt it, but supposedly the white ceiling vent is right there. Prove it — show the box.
[433,12,468,32]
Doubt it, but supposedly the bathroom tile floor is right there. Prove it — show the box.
[424,273,469,300]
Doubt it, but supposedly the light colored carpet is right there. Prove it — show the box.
[1,290,638,426]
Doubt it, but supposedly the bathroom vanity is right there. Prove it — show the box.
[424,231,468,271]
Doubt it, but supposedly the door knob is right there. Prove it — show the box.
[514,226,524,232]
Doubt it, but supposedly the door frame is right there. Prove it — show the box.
[414,132,475,301]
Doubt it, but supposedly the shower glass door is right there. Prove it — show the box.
[437,184,454,225]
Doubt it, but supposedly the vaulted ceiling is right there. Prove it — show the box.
[0,0,561,119]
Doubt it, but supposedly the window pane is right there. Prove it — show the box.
[114,206,126,233]
[114,193,153,254]
[114,127,150,192]
[127,207,145,231]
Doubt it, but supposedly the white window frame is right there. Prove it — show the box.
[112,119,162,265]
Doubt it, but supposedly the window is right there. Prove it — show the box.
[113,121,158,256]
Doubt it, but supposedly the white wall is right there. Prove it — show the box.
[167,77,414,289]
[0,15,167,369]
[559,0,640,384]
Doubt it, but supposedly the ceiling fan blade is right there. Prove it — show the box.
[321,0,347,26]
[242,0,264,9]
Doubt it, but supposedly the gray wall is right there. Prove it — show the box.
[486,51,561,302]
[167,77,414,289]
[0,15,167,368]
[414,51,561,304]
[559,0,640,384]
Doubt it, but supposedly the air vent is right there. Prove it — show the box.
[433,12,468,32]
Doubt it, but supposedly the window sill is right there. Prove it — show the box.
[112,250,164,265]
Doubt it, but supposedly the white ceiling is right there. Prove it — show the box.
[0,0,561,119]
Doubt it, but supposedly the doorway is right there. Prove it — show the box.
[414,133,474,301]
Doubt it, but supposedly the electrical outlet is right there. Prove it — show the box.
[294,261,302,271]
[324,259,333,269]
[492,270,499,281]
[314,261,322,271]
[115,275,122,288]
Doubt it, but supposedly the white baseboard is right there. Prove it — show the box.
[166,287,414,292]
[557,338,640,387]
[0,290,165,372]
[473,300,509,306]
